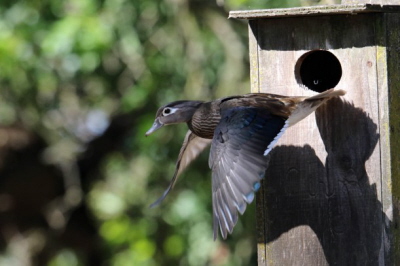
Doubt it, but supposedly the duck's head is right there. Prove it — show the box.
[145,100,203,136]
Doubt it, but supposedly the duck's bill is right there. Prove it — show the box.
[145,119,164,136]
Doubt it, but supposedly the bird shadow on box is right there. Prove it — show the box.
[258,97,392,265]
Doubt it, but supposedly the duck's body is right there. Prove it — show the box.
[146,89,346,239]
[184,90,341,139]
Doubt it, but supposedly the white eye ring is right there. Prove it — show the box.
[163,107,178,116]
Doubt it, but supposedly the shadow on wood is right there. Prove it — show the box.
[257,98,391,265]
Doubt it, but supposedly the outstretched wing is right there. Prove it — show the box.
[150,130,211,207]
[209,107,287,239]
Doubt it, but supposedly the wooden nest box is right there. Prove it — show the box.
[230,2,400,265]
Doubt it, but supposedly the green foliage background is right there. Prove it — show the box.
[0,0,336,265]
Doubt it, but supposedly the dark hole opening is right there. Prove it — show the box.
[295,50,342,93]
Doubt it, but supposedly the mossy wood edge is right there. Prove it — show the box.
[387,13,400,265]
[229,3,400,19]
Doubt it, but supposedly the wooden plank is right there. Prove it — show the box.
[251,13,390,265]
[342,0,400,5]
[375,12,394,264]
[248,21,260,93]
[249,20,269,266]
[384,12,400,265]
[229,3,400,19]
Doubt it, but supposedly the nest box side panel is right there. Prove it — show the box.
[383,12,400,264]
[249,14,388,265]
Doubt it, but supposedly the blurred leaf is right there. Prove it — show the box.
[163,235,184,257]
[48,249,82,266]
[0,0,313,265]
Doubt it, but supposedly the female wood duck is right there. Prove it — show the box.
[146,88,346,240]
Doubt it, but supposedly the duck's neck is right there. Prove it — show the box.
[188,101,221,139]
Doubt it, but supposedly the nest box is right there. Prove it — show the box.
[230,3,400,265]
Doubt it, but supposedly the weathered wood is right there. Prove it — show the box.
[385,12,400,264]
[342,0,400,5]
[229,3,400,19]
[248,22,260,94]
[236,5,400,266]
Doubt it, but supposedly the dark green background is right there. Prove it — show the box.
[0,0,336,265]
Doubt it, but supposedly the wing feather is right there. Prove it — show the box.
[209,107,286,239]
[150,130,211,207]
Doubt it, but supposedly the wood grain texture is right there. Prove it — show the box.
[384,12,400,264]
[229,4,400,19]
[248,21,260,94]
[342,0,400,5]
[245,10,400,265]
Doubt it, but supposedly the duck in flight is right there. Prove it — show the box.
[146,88,346,240]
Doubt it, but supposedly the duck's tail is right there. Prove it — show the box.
[305,88,346,101]
[287,89,346,126]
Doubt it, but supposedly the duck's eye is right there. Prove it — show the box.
[163,107,176,116]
